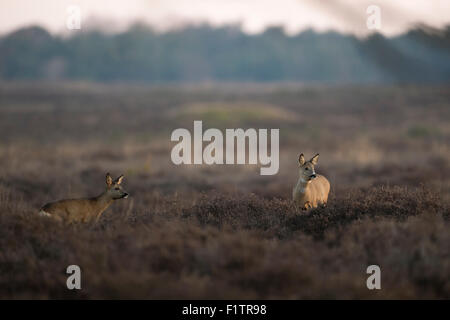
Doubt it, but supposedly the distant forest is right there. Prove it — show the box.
[0,24,449,83]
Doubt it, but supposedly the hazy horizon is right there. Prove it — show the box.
[1,0,450,37]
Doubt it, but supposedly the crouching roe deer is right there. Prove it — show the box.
[292,153,330,210]
[39,173,129,223]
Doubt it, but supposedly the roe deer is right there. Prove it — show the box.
[292,153,330,210]
[39,173,129,223]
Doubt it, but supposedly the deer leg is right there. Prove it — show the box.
[303,201,312,210]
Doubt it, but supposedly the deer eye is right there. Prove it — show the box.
[305,167,309,171]
[115,187,120,190]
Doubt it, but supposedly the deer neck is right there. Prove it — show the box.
[295,177,310,194]
[93,192,114,215]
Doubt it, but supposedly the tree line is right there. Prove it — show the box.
[0,23,449,83]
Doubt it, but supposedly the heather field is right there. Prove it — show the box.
[0,83,448,299]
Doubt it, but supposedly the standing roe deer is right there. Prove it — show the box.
[39,173,129,223]
[293,153,330,210]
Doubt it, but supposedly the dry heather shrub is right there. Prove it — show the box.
[323,214,450,299]
[0,85,448,299]
[182,186,447,239]
[0,185,448,299]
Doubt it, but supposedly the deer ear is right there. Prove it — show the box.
[106,173,113,187]
[114,175,124,185]
[310,153,319,165]
[298,153,305,165]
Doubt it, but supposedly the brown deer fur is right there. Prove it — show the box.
[39,173,129,223]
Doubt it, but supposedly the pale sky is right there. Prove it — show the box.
[0,0,449,36]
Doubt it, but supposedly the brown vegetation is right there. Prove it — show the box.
[0,83,448,299]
